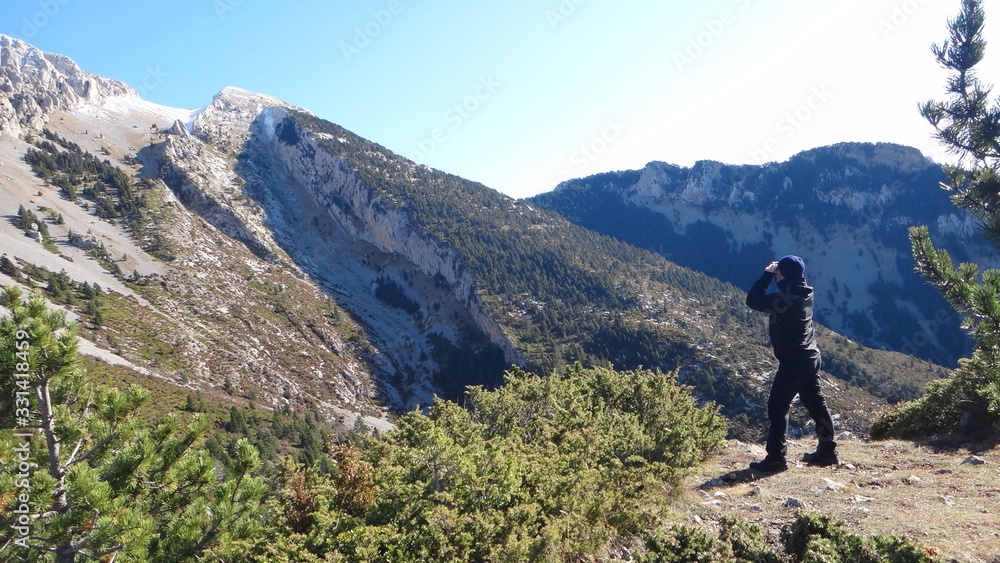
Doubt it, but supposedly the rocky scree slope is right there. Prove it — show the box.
[0,34,389,429]
[141,88,518,408]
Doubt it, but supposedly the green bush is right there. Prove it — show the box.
[871,227,1000,439]
[467,364,728,474]
[636,517,782,563]
[718,516,783,563]
[246,364,727,561]
[781,512,935,563]
[638,525,726,563]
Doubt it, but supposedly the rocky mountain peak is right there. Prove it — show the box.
[532,140,992,366]
[0,34,136,136]
[799,141,930,167]
[546,144,932,211]
[183,85,309,154]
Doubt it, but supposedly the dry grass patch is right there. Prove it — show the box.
[674,438,1000,562]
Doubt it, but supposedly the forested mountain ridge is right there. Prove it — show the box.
[0,34,949,439]
[259,111,948,434]
[531,143,997,367]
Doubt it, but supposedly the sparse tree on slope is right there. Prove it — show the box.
[877,0,1000,436]
[920,0,1000,247]
[0,286,265,562]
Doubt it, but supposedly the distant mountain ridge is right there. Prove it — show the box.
[531,143,993,366]
[0,34,952,437]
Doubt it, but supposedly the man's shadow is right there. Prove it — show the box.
[697,467,782,492]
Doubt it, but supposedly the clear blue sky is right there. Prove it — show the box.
[1,0,993,198]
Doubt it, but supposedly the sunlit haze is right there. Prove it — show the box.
[2,0,996,198]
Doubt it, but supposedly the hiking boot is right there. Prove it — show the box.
[749,455,788,473]
[802,444,839,467]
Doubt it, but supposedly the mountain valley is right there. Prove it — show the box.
[531,145,1000,368]
[0,34,963,441]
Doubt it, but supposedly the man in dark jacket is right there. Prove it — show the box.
[745,255,837,472]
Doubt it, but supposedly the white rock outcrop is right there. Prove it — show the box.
[251,106,524,366]
[0,34,136,137]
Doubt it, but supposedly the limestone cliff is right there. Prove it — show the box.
[533,143,995,366]
[140,88,521,408]
[250,107,523,367]
[0,34,135,137]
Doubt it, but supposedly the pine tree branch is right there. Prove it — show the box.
[36,377,69,514]
[66,433,116,469]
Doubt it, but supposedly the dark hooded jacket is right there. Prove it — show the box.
[745,272,821,364]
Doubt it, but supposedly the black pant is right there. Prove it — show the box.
[766,356,835,459]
